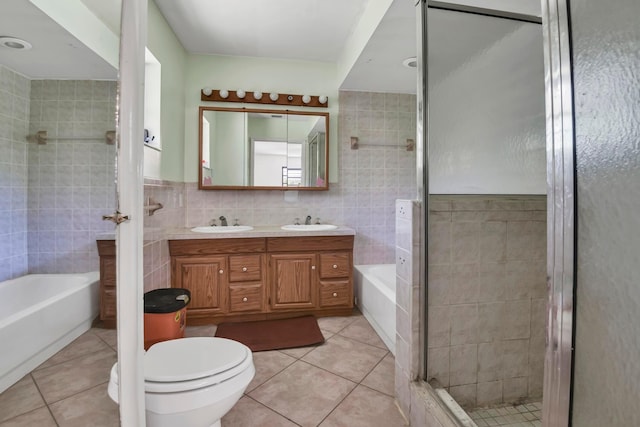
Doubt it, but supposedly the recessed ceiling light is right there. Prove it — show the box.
[0,37,32,50]
[402,57,417,68]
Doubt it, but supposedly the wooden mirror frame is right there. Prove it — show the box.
[198,106,330,191]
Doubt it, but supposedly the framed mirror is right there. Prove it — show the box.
[199,106,329,190]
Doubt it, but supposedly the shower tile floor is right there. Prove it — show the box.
[0,310,408,426]
[467,401,543,427]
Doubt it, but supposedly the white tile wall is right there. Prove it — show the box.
[0,66,30,281]
[27,79,117,274]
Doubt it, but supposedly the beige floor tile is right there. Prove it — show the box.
[361,353,395,396]
[302,335,388,382]
[91,327,117,350]
[49,383,119,427]
[337,317,388,350]
[36,332,111,370]
[247,350,296,392]
[316,315,359,334]
[0,407,57,427]
[249,360,356,427]
[185,324,218,337]
[222,396,298,427]
[0,375,46,423]
[278,328,333,359]
[319,385,407,427]
[32,350,117,404]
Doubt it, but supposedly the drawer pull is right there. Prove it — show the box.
[242,267,248,272]
[219,269,224,274]
[332,264,338,269]
[242,297,248,302]
[311,265,316,270]
[333,292,338,297]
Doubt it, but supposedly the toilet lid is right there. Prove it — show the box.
[145,337,249,382]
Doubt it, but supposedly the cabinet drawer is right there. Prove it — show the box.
[229,284,264,312]
[319,281,351,307]
[229,255,262,282]
[319,253,351,279]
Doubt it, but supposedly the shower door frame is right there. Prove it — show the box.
[416,0,577,425]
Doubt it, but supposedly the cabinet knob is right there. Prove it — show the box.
[242,297,248,302]
[242,267,247,272]
[219,269,224,274]
[311,265,316,270]
[332,264,338,269]
[332,292,338,297]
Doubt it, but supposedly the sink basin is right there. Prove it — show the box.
[280,224,338,231]
[191,225,254,233]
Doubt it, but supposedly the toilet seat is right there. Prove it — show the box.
[110,337,252,395]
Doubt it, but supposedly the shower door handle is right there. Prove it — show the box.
[102,211,130,225]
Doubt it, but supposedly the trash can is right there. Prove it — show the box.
[143,288,191,350]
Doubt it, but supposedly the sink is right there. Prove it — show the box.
[191,225,254,233]
[280,224,338,231]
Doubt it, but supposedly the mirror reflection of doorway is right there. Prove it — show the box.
[251,140,301,187]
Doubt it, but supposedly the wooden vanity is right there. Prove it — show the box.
[168,235,354,324]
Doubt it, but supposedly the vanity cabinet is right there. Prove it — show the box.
[169,238,266,322]
[96,240,116,328]
[169,235,354,324]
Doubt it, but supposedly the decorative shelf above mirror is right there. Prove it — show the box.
[199,107,329,191]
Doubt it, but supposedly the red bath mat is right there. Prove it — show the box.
[214,315,324,352]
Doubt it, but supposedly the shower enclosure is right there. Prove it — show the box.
[416,1,568,424]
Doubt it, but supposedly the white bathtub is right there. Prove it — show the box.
[353,264,396,355]
[0,272,100,393]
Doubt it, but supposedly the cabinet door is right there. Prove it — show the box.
[269,254,317,310]
[174,256,227,313]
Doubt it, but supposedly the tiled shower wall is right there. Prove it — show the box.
[0,66,30,281]
[426,195,546,409]
[27,80,117,273]
[184,91,417,265]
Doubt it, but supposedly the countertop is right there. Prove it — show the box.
[96,225,355,241]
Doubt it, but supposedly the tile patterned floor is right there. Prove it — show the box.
[0,311,407,427]
[467,401,543,427]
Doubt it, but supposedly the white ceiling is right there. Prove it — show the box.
[0,0,116,80]
[0,0,541,92]
[154,0,370,62]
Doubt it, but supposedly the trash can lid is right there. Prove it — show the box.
[144,288,191,313]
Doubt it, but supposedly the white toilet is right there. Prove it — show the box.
[108,337,255,427]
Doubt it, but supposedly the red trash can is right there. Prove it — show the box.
[143,288,191,350]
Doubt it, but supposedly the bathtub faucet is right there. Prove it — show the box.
[219,216,228,226]
[305,215,312,225]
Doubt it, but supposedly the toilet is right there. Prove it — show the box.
[108,337,255,427]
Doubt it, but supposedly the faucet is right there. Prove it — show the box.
[305,215,312,225]
[219,216,228,226]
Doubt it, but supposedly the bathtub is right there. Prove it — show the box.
[353,264,396,355]
[0,272,100,393]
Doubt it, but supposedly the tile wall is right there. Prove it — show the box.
[26,80,117,274]
[143,179,185,291]
[426,195,547,409]
[0,66,30,281]
[185,91,417,265]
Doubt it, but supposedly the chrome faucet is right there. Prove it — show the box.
[219,216,228,226]
[305,215,312,225]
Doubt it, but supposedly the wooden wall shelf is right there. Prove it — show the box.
[201,89,329,108]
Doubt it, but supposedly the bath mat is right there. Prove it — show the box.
[214,316,324,352]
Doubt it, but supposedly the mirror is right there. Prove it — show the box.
[199,107,329,190]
